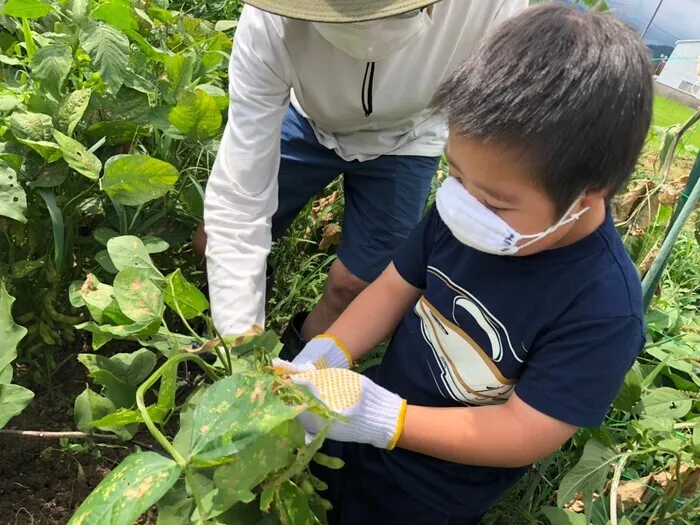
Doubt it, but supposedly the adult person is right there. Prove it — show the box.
[198,0,527,355]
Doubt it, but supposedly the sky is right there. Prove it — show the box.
[604,0,700,46]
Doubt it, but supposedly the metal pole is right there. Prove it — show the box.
[641,0,664,40]
[642,150,700,310]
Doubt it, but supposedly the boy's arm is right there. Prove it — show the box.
[398,394,576,468]
[326,263,423,362]
[398,315,644,465]
[287,315,644,455]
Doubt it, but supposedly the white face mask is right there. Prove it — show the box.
[313,10,433,61]
[435,176,589,255]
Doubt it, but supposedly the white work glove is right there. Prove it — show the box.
[275,334,353,373]
[283,367,407,450]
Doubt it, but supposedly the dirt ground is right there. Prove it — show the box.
[0,360,157,525]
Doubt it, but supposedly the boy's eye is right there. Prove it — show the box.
[485,201,509,212]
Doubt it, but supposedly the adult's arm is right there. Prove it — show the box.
[204,8,291,336]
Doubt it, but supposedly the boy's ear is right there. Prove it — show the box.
[581,188,607,209]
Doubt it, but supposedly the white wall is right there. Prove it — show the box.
[657,41,700,97]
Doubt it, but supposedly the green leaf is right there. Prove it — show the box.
[274,481,312,525]
[30,44,72,97]
[541,507,588,525]
[74,387,123,436]
[612,362,643,412]
[96,250,118,274]
[113,268,164,323]
[9,111,53,141]
[68,0,89,21]
[94,227,119,246]
[163,269,208,319]
[94,88,151,124]
[92,0,138,32]
[69,281,85,308]
[142,236,169,254]
[77,319,160,349]
[101,155,179,206]
[91,405,167,428]
[12,260,44,279]
[0,55,23,67]
[168,89,221,141]
[0,284,24,378]
[188,373,301,465]
[53,130,102,179]
[16,138,62,163]
[157,361,177,413]
[196,84,228,111]
[633,387,692,419]
[125,30,169,64]
[0,91,22,112]
[156,480,193,525]
[123,70,155,95]
[36,188,65,272]
[166,52,195,99]
[26,161,69,188]
[79,21,130,94]
[0,383,34,428]
[78,274,115,323]
[56,88,92,136]
[213,420,302,509]
[636,416,675,433]
[693,426,700,457]
[214,20,237,32]
[86,121,150,147]
[106,235,162,279]
[2,0,53,18]
[21,17,36,59]
[0,165,26,223]
[68,452,181,525]
[557,439,616,523]
[149,105,185,139]
[77,348,157,408]
[139,330,198,359]
[0,142,23,172]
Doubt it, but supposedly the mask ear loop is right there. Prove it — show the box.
[513,199,590,251]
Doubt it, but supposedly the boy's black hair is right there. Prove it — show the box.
[432,3,653,217]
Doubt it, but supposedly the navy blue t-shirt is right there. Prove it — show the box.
[373,205,645,516]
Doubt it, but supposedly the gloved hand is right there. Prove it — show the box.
[286,367,407,450]
[274,334,352,374]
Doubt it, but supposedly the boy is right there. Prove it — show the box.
[275,3,652,523]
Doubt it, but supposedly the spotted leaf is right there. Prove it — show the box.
[113,268,164,323]
[188,372,300,465]
[68,451,181,525]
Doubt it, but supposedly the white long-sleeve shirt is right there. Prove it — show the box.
[204,0,528,337]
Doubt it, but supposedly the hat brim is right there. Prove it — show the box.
[243,0,437,22]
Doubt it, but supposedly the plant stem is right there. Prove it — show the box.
[0,430,117,440]
[212,324,233,377]
[652,447,684,525]
[610,453,630,525]
[135,353,218,469]
[184,467,207,520]
[661,506,700,522]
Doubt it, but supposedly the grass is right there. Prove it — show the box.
[647,95,700,152]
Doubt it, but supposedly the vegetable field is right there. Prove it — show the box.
[0,0,699,524]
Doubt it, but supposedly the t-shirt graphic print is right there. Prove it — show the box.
[415,267,522,406]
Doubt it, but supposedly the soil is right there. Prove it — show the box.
[0,357,158,525]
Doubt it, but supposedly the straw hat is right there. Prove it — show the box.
[243,0,438,22]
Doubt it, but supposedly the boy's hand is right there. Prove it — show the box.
[277,334,353,372]
[287,367,407,450]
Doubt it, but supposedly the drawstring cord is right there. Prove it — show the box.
[362,61,375,117]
